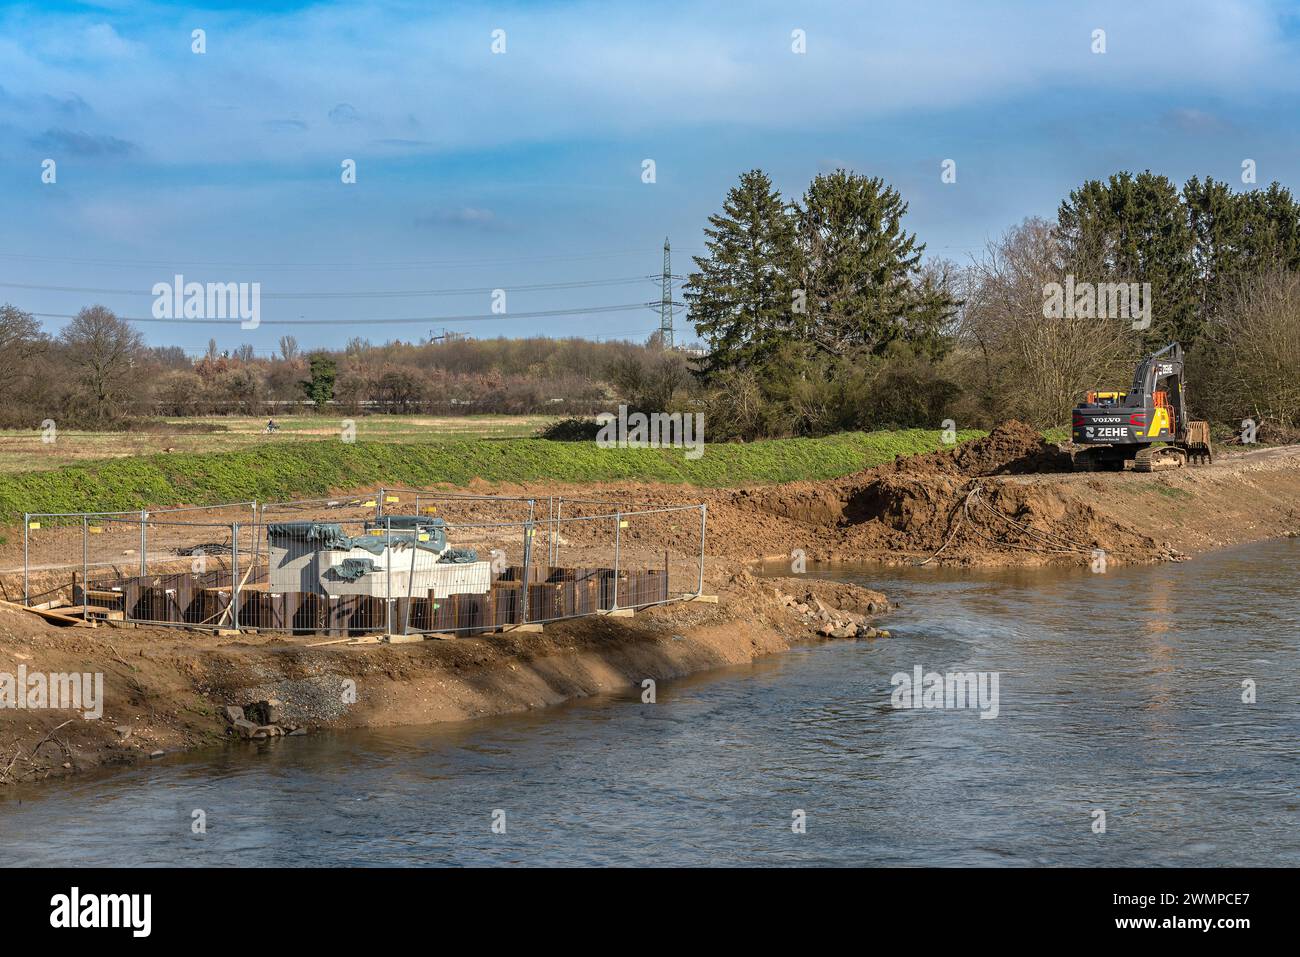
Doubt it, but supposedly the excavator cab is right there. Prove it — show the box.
[1071,342,1213,472]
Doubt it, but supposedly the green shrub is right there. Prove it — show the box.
[534,417,603,441]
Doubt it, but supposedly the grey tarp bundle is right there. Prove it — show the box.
[439,546,478,563]
[267,521,354,550]
[367,515,448,553]
[266,519,448,556]
[331,558,376,581]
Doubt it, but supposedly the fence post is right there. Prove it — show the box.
[697,504,707,597]
[250,501,260,574]
[139,509,147,577]
[521,520,533,624]
[22,513,29,607]
[612,509,622,610]
[385,523,393,636]
[82,515,89,621]
[403,521,417,636]
[231,522,240,630]
[554,498,564,568]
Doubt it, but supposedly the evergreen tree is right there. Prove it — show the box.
[796,169,954,359]
[685,169,801,378]
[300,352,337,409]
[1057,171,1197,348]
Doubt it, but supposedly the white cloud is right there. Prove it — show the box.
[0,0,1294,166]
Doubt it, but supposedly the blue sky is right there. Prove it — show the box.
[2,0,1299,354]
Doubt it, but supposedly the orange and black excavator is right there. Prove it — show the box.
[1071,342,1213,472]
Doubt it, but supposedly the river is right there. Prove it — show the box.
[1,539,1296,866]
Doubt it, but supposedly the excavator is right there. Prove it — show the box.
[1071,342,1213,472]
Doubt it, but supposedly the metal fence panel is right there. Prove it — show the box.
[17,495,707,637]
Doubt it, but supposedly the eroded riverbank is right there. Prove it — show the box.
[0,573,888,785]
[2,538,1294,866]
[3,428,1299,787]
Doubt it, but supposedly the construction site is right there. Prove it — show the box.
[2,420,1298,781]
[13,490,708,642]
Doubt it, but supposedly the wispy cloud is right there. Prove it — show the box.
[0,0,1296,165]
[264,118,309,133]
[415,207,507,231]
[28,127,136,156]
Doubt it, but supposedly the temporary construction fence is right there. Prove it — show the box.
[18,489,707,638]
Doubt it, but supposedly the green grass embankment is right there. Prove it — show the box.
[0,429,986,519]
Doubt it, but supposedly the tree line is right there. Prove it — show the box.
[3,166,1297,438]
[0,309,671,428]
[684,168,1300,439]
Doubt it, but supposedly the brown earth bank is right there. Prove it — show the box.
[434,422,1300,569]
[4,422,1300,787]
[0,573,888,786]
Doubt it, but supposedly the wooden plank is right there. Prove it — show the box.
[62,605,125,621]
[0,599,95,627]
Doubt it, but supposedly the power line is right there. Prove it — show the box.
[0,276,655,299]
[30,302,652,327]
[0,249,660,271]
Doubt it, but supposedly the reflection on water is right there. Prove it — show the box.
[1,540,1296,866]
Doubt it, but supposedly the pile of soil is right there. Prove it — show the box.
[721,421,1154,566]
[886,421,1073,477]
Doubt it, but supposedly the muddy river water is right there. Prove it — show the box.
[1,539,1296,866]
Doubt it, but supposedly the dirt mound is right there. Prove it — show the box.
[715,422,1166,566]
[887,421,1072,477]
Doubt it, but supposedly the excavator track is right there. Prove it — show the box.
[1133,445,1187,473]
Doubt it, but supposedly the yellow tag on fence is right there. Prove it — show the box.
[385,496,399,503]
[89,526,103,534]
[418,533,429,542]
[369,529,384,536]
[28,522,40,530]
[424,507,437,515]
[362,500,377,508]
[619,520,629,528]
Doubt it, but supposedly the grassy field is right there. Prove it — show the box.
[0,415,551,473]
[0,427,987,519]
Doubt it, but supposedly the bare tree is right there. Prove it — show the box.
[279,335,300,361]
[953,218,1138,428]
[58,306,145,425]
[1198,269,1300,430]
[0,304,47,401]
